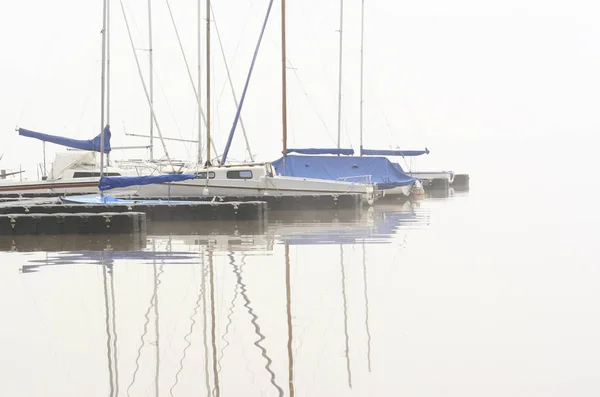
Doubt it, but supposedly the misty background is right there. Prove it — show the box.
[0,0,598,187]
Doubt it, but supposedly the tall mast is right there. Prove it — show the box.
[359,0,364,154]
[281,0,288,160]
[99,0,108,179]
[197,0,202,164]
[336,0,344,151]
[148,0,154,161]
[205,0,211,165]
[106,0,111,167]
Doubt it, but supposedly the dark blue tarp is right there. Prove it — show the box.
[19,125,112,153]
[99,173,196,191]
[286,148,355,155]
[360,147,429,157]
[272,155,416,189]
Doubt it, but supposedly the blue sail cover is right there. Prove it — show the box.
[18,125,112,153]
[99,174,196,191]
[285,148,355,156]
[360,147,429,157]
[272,155,417,189]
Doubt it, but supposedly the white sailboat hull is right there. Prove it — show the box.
[134,175,376,205]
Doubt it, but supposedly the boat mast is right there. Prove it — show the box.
[100,0,108,179]
[281,0,288,162]
[197,0,202,164]
[107,0,111,166]
[148,0,154,161]
[359,0,364,155]
[205,0,211,165]
[336,0,344,151]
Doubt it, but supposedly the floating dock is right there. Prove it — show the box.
[0,212,146,236]
[0,201,267,222]
[2,233,148,252]
[408,171,470,191]
[0,191,364,210]
[126,194,364,211]
[451,174,470,190]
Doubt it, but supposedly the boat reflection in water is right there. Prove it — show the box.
[11,201,429,396]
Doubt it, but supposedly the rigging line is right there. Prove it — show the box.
[237,255,258,385]
[75,64,101,134]
[362,240,372,372]
[296,0,338,98]
[202,254,212,397]
[211,4,254,161]
[123,0,144,42]
[126,264,164,397]
[237,249,284,397]
[119,0,175,172]
[102,256,115,397]
[289,66,335,145]
[365,69,423,171]
[151,67,191,159]
[217,252,240,373]
[248,0,335,144]
[164,0,220,162]
[221,0,276,164]
[340,245,352,389]
[169,262,206,397]
[379,106,411,171]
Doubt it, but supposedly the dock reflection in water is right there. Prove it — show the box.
[0,202,429,396]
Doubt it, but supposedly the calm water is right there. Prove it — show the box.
[1,171,599,396]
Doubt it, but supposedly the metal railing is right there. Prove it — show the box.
[335,174,372,185]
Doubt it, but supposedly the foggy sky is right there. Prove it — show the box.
[1,0,598,177]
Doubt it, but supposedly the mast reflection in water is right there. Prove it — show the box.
[5,202,428,396]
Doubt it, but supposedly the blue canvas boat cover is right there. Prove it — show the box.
[99,174,196,191]
[271,155,416,189]
[286,148,355,155]
[360,147,429,157]
[19,125,112,153]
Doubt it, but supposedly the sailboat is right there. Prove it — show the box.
[0,0,133,198]
[352,0,458,191]
[4,1,377,206]
[266,1,424,199]
[105,0,378,205]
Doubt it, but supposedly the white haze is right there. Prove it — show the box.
[0,0,598,181]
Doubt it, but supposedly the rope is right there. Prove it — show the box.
[211,4,254,161]
[151,66,190,159]
[221,0,276,164]
[248,0,337,147]
[119,0,175,172]
[164,0,220,163]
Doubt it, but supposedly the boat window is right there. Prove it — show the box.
[227,170,253,179]
[195,171,216,179]
[73,172,121,178]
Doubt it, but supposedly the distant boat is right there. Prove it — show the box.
[272,150,422,198]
